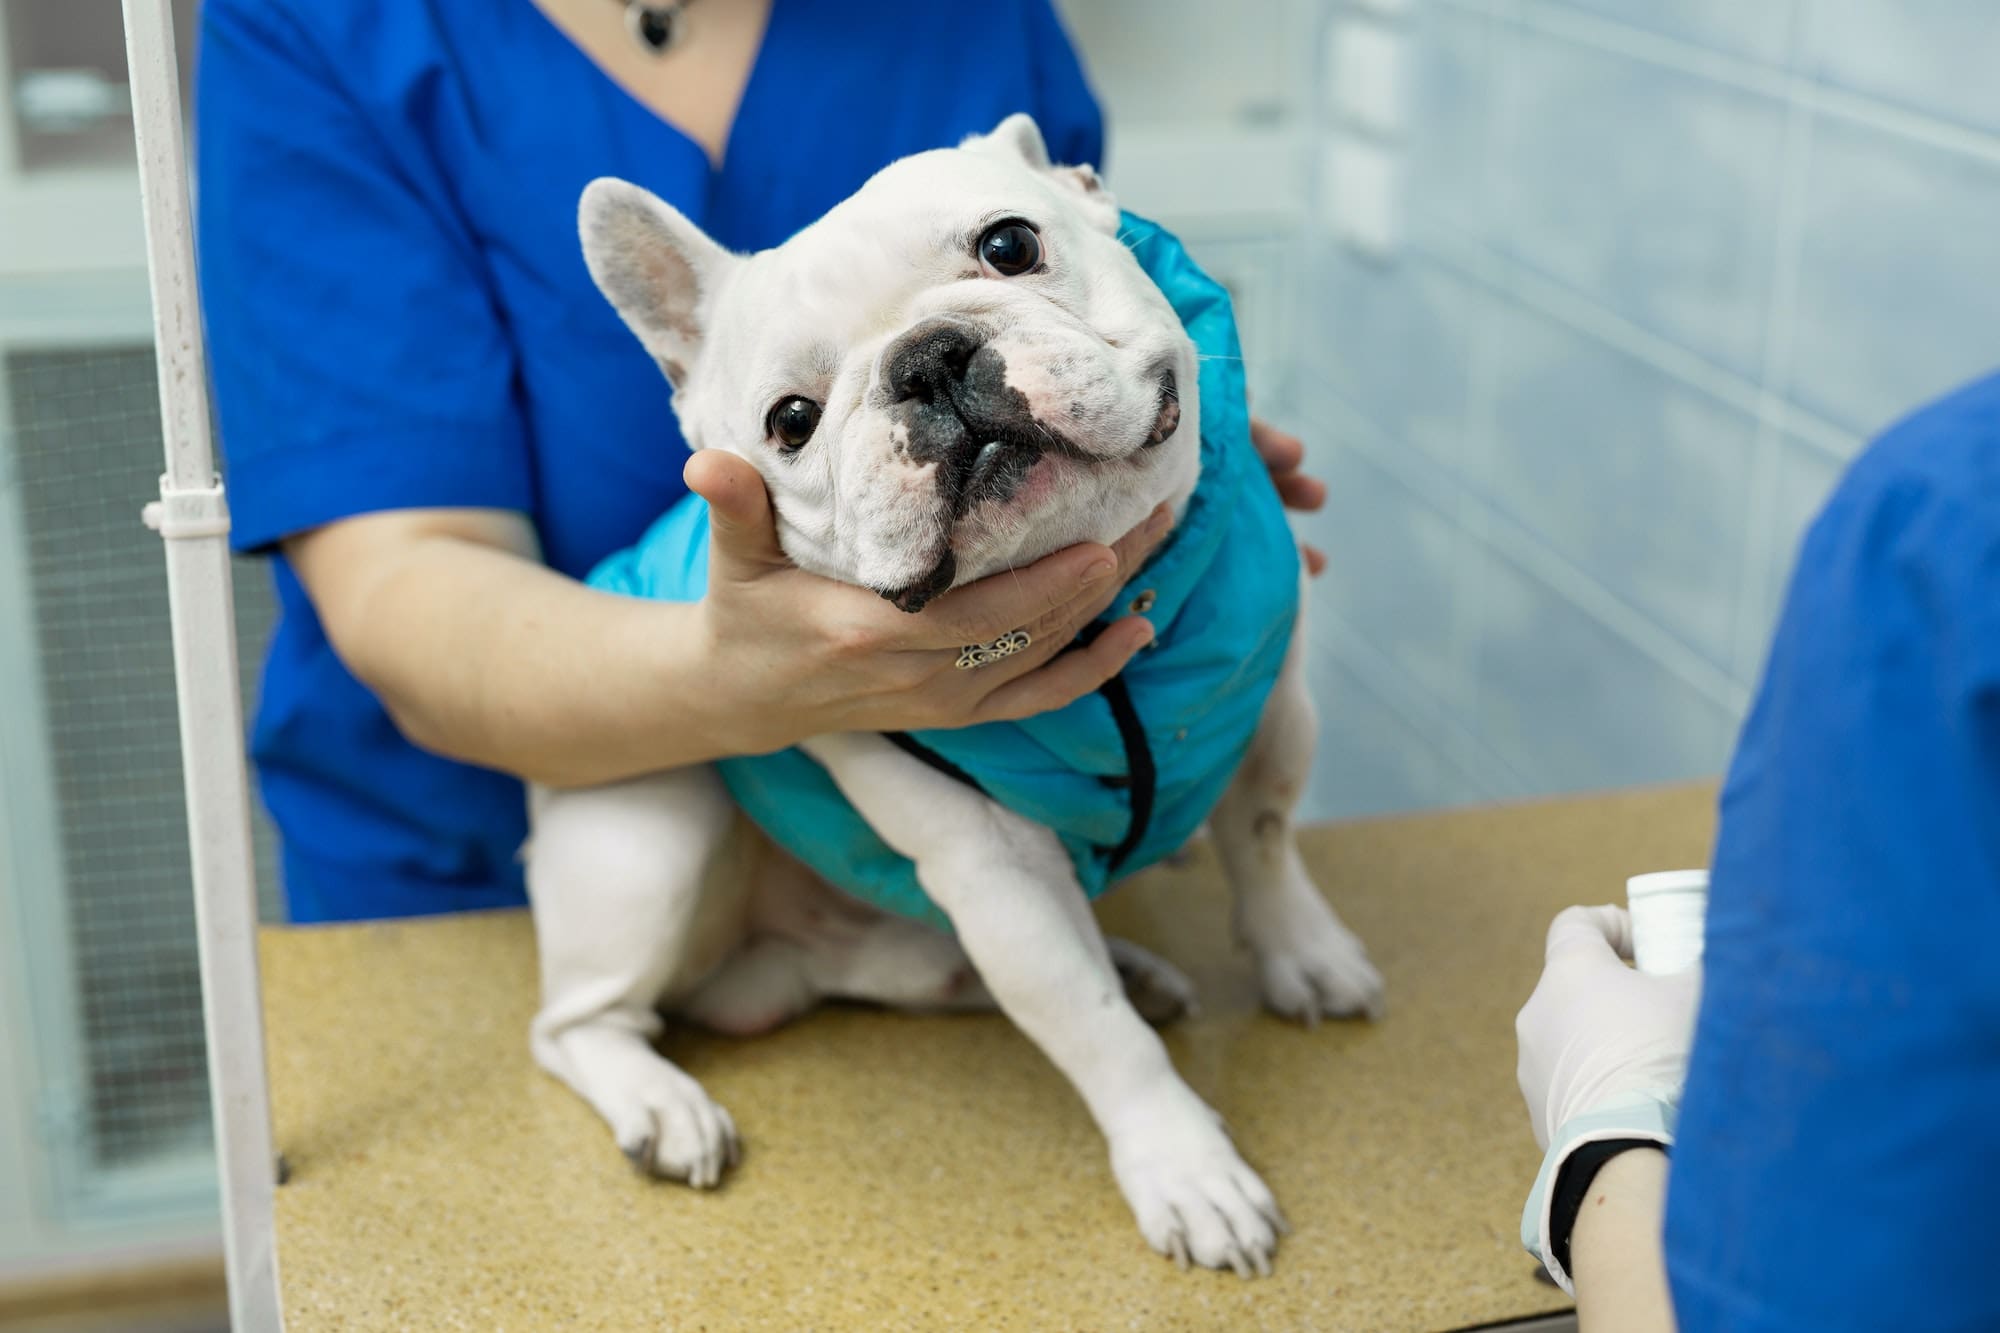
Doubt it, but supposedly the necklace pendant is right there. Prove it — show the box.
[625,0,684,55]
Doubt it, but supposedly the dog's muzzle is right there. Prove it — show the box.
[1146,371,1181,447]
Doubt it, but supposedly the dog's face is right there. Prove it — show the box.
[581,114,1200,611]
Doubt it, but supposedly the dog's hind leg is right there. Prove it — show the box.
[1106,936,1198,1025]
[1211,580,1385,1023]
[683,856,993,1032]
[682,853,1191,1029]
[526,767,747,1187]
[682,921,993,1033]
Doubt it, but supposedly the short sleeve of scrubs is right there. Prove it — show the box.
[196,0,534,549]
[1665,373,2000,1331]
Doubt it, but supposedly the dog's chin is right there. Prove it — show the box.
[875,550,958,615]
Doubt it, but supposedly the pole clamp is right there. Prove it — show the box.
[142,474,233,541]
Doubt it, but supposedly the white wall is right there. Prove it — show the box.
[1066,0,2000,822]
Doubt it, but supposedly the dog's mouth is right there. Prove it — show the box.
[875,365,1182,614]
[880,550,958,614]
[1145,370,1180,447]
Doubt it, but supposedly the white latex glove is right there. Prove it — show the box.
[1517,904,1701,1148]
[1515,904,1701,1291]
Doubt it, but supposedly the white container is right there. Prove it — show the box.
[1626,869,1709,976]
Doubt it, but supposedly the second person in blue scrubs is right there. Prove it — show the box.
[1513,370,2000,1331]
[196,0,1328,922]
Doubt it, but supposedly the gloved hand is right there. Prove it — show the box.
[1518,904,1701,1149]
[1515,904,1700,1291]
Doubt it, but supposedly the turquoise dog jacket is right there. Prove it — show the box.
[588,213,1300,927]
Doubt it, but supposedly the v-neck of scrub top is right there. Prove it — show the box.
[522,0,788,211]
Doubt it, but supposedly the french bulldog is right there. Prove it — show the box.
[526,114,1383,1277]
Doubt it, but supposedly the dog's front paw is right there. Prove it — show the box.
[1113,1133,1286,1278]
[1108,1084,1286,1278]
[605,1063,741,1189]
[1240,884,1385,1024]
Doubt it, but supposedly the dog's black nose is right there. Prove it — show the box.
[886,321,983,404]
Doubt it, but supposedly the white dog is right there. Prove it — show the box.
[526,114,1383,1277]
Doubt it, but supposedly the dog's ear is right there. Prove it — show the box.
[966,113,1120,232]
[974,111,1053,170]
[579,177,737,389]
[1049,158,1120,231]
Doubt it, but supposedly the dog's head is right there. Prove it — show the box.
[580,114,1200,611]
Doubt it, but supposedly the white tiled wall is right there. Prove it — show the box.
[1280,0,2000,822]
[1051,1,1995,823]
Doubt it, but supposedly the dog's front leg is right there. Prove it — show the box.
[802,733,1284,1276]
[1213,582,1385,1023]
[527,767,745,1187]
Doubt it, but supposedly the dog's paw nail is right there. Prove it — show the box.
[601,1067,740,1188]
[623,1134,656,1175]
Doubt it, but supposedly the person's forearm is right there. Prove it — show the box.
[1570,1148,1676,1333]
[328,533,726,787]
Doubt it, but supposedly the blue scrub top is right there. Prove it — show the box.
[1666,371,2000,1330]
[194,0,1103,922]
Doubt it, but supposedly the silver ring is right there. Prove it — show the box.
[956,628,1032,670]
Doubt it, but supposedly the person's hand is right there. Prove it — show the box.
[1249,416,1328,576]
[686,451,1171,753]
[1516,904,1698,1295]
[1517,905,1700,1150]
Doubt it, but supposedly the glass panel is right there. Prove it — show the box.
[5,349,279,1190]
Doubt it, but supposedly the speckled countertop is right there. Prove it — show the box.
[262,784,1716,1332]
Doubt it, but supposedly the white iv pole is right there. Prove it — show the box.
[121,1,284,1327]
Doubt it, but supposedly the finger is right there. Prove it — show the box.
[1249,417,1305,474]
[1105,504,1176,577]
[913,600,1079,691]
[1544,904,1635,963]
[972,617,1154,722]
[919,505,1172,648]
[916,545,1118,647]
[915,565,1130,694]
[686,451,788,577]
[1302,543,1328,577]
[880,560,1125,683]
[1033,503,1174,640]
[1275,473,1327,512]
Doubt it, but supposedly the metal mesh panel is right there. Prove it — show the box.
[5,346,280,1173]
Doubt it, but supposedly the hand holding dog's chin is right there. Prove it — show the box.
[1248,416,1329,576]
[684,451,1166,753]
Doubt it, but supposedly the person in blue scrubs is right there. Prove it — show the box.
[194,0,1327,923]
[1514,370,2000,1330]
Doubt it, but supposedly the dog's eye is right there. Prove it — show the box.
[977,220,1041,277]
[766,395,822,450]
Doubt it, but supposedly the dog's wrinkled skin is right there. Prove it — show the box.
[528,115,1384,1277]
[580,113,1196,612]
